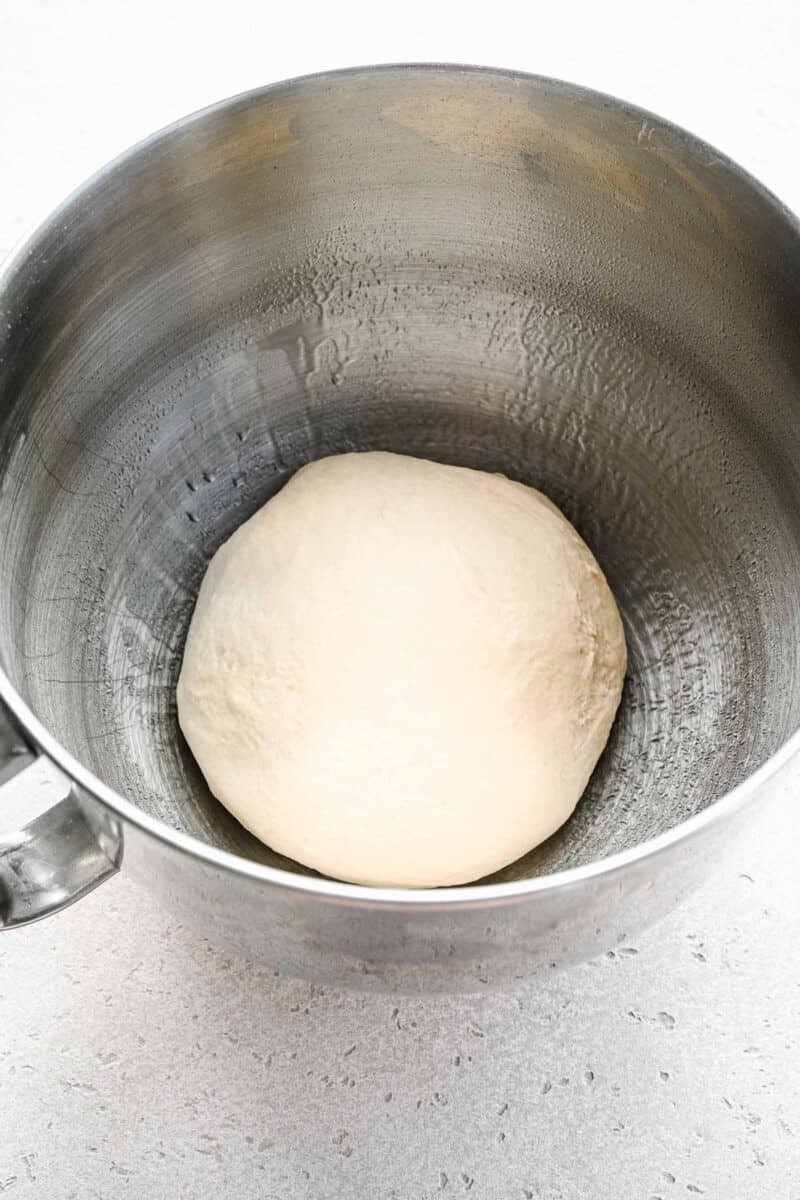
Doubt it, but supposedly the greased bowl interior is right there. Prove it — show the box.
[1,66,800,888]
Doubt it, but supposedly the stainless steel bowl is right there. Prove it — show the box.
[1,65,799,990]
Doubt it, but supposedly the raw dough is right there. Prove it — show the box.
[177,452,626,887]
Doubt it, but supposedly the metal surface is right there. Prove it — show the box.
[0,65,799,987]
[0,756,120,928]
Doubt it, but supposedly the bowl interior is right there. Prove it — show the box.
[2,67,800,883]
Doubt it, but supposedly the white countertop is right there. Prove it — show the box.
[2,3,800,1196]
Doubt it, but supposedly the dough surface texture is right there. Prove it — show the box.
[177,451,626,887]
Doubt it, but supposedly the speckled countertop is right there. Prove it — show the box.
[1,4,800,1197]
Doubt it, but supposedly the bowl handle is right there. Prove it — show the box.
[0,709,120,930]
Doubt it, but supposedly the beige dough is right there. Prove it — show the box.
[177,451,626,888]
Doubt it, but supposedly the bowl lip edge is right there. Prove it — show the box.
[1,60,799,908]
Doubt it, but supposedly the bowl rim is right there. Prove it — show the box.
[2,61,799,910]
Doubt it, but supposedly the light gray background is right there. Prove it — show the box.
[1,3,799,1197]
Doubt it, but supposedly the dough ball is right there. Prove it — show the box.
[177,451,626,887]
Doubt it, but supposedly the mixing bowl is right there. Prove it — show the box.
[1,65,799,990]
